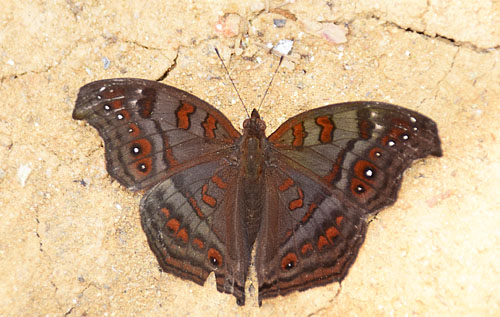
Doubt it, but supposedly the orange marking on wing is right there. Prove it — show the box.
[110,100,122,109]
[292,123,306,147]
[133,157,152,176]
[353,160,377,183]
[315,116,335,143]
[128,123,141,137]
[301,202,317,224]
[166,218,180,233]
[201,184,216,208]
[301,243,313,255]
[323,149,346,184]
[162,132,179,166]
[369,147,383,161]
[193,238,205,250]
[281,252,298,270]
[137,88,155,118]
[118,109,131,120]
[160,207,170,219]
[289,188,304,211]
[188,194,205,218]
[279,178,294,191]
[336,216,343,226]
[211,174,228,189]
[202,114,217,139]
[317,235,329,250]
[176,102,195,130]
[391,118,411,129]
[176,228,189,243]
[103,88,125,99]
[138,98,154,118]
[208,248,223,266]
[129,138,152,160]
[326,226,340,241]
[381,127,406,146]
[350,178,374,202]
[358,119,372,139]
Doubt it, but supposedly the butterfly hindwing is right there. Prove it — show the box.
[139,148,251,305]
[256,162,368,302]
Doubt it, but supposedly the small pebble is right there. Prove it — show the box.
[273,19,286,28]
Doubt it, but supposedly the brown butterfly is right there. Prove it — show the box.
[73,77,442,305]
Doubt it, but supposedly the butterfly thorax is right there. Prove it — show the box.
[239,109,268,243]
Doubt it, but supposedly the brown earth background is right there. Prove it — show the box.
[1,0,499,315]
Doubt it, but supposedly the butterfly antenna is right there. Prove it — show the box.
[214,48,250,118]
[257,55,283,113]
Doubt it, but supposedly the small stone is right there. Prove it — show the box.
[273,19,286,28]
[215,13,241,38]
[17,163,32,187]
[273,39,293,55]
[102,56,110,69]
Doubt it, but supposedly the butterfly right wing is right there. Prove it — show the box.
[73,78,241,191]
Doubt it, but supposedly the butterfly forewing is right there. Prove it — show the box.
[268,102,442,213]
[73,78,241,191]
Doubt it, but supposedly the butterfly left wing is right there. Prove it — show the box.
[255,101,442,302]
[268,101,442,212]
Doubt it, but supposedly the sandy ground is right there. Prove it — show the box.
[0,0,499,315]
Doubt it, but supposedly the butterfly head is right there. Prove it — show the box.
[243,109,267,137]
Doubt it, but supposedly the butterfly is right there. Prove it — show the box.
[73,77,442,305]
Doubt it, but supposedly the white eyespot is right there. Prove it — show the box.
[375,151,382,157]
[117,114,124,120]
[109,89,114,93]
[128,128,133,133]
[402,134,409,140]
[132,146,140,154]
[103,104,111,111]
[97,95,102,100]
[388,140,396,147]
[365,168,374,177]
[410,116,417,123]
[413,127,418,131]
[99,86,106,92]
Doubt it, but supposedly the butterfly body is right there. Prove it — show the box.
[74,78,442,305]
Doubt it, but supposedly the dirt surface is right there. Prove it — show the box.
[1,0,499,315]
